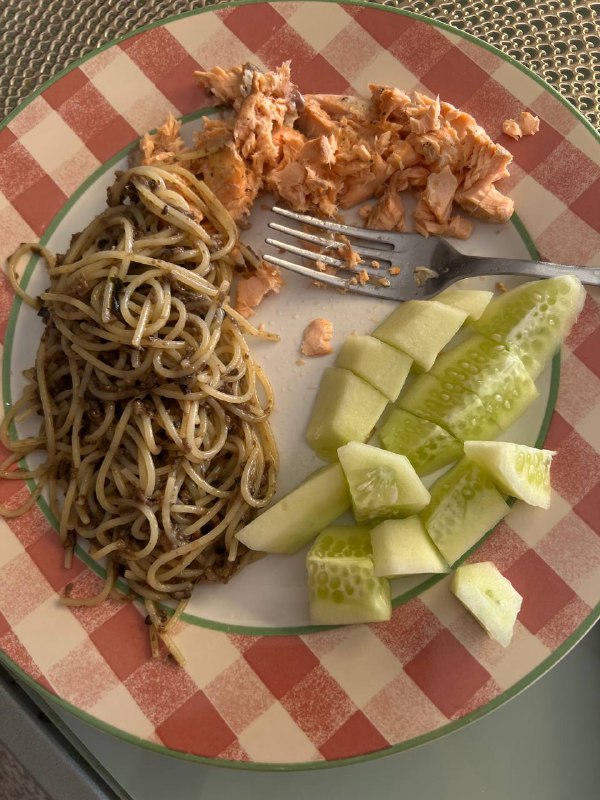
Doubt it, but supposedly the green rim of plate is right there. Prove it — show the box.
[0,0,598,772]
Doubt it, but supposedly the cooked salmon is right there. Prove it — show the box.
[301,318,334,356]
[235,262,283,318]
[502,111,540,139]
[137,64,520,314]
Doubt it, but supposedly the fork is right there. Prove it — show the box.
[263,206,600,301]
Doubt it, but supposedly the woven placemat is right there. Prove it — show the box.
[1,0,598,129]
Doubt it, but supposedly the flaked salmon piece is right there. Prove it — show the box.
[301,318,334,356]
[461,136,512,188]
[271,127,307,166]
[308,94,372,122]
[235,262,283,318]
[268,161,309,211]
[339,153,393,208]
[299,134,337,166]
[422,166,458,224]
[338,237,362,270]
[200,145,260,220]
[366,186,405,231]
[414,195,473,239]
[195,65,244,104]
[192,117,234,156]
[502,110,540,139]
[297,97,337,138]
[391,165,431,192]
[441,103,481,140]
[455,180,514,223]
[408,95,441,135]
[139,113,185,165]
[369,84,411,122]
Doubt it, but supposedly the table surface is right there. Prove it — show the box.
[0,2,599,798]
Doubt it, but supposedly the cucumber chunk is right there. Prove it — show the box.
[430,334,539,431]
[335,335,413,401]
[235,464,351,554]
[338,441,431,522]
[471,276,586,378]
[307,526,391,624]
[422,458,510,565]
[371,517,449,577]
[464,440,556,509]
[436,288,494,320]
[306,367,388,461]
[373,300,468,371]
[451,562,523,647]
[398,373,501,442]
[378,408,462,476]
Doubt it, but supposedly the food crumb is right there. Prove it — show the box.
[378,277,391,287]
[296,358,305,366]
[300,318,334,357]
[413,265,439,287]
[389,266,402,275]
[496,281,507,293]
[358,269,370,285]
[502,111,540,140]
[358,204,373,220]
[371,260,380,268]
[315,259,328,272]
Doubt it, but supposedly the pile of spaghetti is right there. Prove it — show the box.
[0,164,278,663]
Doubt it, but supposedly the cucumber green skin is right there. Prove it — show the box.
[373,300,468,371]
[430,334,539,431]
[436,288,494,321]
[398,373,502,442]
[335,335,413,402]
[378,408,463,476]
[421,458,510,565]
[306,367,388,461]
[471,276,586,379]
[235,464,351,554]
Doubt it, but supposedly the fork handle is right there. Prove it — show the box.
[457,255,600,286]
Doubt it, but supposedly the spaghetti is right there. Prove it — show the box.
[0,164,278,663]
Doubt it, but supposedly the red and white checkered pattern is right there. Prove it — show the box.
[0,1,598,767]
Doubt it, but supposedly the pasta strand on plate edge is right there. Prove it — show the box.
[0,164,279,664]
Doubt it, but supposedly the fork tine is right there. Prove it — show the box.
[263,254,398,299]
[272,206,397,246]
[265,237,384,280]
[267,222,392,262]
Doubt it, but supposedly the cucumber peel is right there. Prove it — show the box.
[335,335,413,402]
[235,464,351,554]
[306,367,388,461]
[371,517,449,577]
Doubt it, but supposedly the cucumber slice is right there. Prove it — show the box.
[398,373,501,442]
[370,517,448,577]
[451,562,523,647]
[436,288,494,320]
[463,440,556,509]
[373,300,468,371]
[307,526,391,624]
[430,334,539,431]
[471,276,586,378]
[338,441,430,522]
[306,367,388,461]
[422,458,510,565]
[378,408,462,476]
[335,335,413,402]
[235,464,351,554]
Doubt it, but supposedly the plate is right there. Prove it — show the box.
[0,0,599,769]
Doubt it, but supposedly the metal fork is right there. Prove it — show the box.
[264,206,600,301]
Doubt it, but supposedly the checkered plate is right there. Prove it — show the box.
[0,0,599,770]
